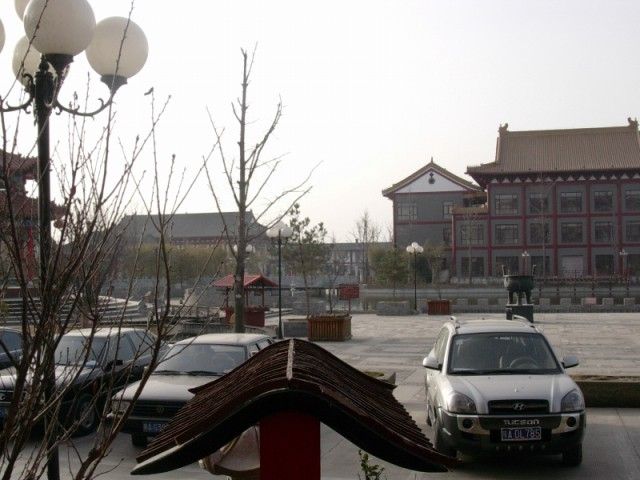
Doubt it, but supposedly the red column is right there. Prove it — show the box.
[260,412,321,480]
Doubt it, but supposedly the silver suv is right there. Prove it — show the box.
[423,317,585,466]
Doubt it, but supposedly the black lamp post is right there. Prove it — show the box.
[0,2,148,479]
[406,242,423,312]
[267,223,293,339]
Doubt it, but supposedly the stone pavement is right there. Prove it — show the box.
[267,311,640,479]
[14,312,637,479]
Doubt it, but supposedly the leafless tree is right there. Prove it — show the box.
[0,67,213,480]
[203,48,313,332]
[351,210,381,284]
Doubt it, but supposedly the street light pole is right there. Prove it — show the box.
[0,3,148,479]
[267,223,293,339]
[406,242,423,312]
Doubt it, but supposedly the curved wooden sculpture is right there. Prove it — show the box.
[132,339,454,477]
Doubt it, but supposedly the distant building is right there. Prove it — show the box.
[384,119,640,280]
[119,211,268,247]
[382,158,484,277]
[329,241,392,283]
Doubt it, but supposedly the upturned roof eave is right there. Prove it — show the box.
[383,159,480,197]
[133,339,455,475]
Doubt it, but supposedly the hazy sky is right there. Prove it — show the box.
[1,0,640,241]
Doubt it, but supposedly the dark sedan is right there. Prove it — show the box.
[0,327,157,435]
[0,327,22,371]
[111,333,273,447]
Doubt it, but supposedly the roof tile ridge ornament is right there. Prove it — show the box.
[499,122,509,135]
[628,117,638,129]
[286,338,294,381]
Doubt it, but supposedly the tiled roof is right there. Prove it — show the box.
[213,274,278,289]
[120,211,266,241]
[133,339,454,475]
[467,119,640,178]
[383,158,479,197]
[0,150,37,174]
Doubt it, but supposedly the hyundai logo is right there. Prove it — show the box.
[512,402,526,411]
[0,393,5,401]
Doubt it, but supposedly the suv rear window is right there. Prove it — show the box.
[448,332,561,375]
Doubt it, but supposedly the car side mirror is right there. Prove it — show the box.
[562,355,579,369]
[422,354,441,370]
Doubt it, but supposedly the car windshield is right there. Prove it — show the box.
[448,332,561,375]
[54,336,108,367]
[155,344,245,375]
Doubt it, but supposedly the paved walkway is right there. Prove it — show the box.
[269,312,640,479]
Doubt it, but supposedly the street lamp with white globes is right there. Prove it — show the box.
[0,1,148,479]
[267,223,293,339]
[406,242,424,312]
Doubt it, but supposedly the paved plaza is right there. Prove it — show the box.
[285,311,640,479]
[9,312,640,479]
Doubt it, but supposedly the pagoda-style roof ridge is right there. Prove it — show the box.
[212,273,277,289]
[467,119,640,185]
[383,158,479,197]
[133,339,454,475]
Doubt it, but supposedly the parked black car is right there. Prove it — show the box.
[0,327,158,435]
[111,333,273,447]
[0,327,22,371]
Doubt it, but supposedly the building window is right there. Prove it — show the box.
[495,194,518,215]
[595,255,615,275]
[625,190,640,211]
[495,256,519,275]
[529,222,550,244]
[594,222,614,243]
[594,191,613,213]
[443,202,454,219]
[528,193,549,214]
[460,224,484,245]
[561,222,583,243]
[442,226,451,246]
[494,224,519,245]
[626,221,640,242]
[628,254,640,276]
[461,257,484,277]
[560,192,582,213]
[396,202,416,221]
[531,255,551,276]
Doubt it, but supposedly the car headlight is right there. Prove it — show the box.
[447,392,477,414]
[111,399,130,415]
[561,389,585,412]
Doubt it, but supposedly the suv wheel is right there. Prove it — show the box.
[131,434,148,448]
[562,443,582,466]
[433,417,456,458]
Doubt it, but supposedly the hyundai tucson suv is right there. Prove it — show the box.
[423,317,585,466]
[111,333,273,447]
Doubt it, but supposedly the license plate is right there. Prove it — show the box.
[500,427,541,442]
[142,422,167,434]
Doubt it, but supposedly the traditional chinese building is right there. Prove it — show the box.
[0,151,63,280]
[382,158,484,279]
[384,119,640,281]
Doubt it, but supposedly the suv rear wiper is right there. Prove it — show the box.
[186,370,220,376]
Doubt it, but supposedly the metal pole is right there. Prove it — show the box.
[277,236,283,339]
[413,252,417,311]
[35,59,60,480]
